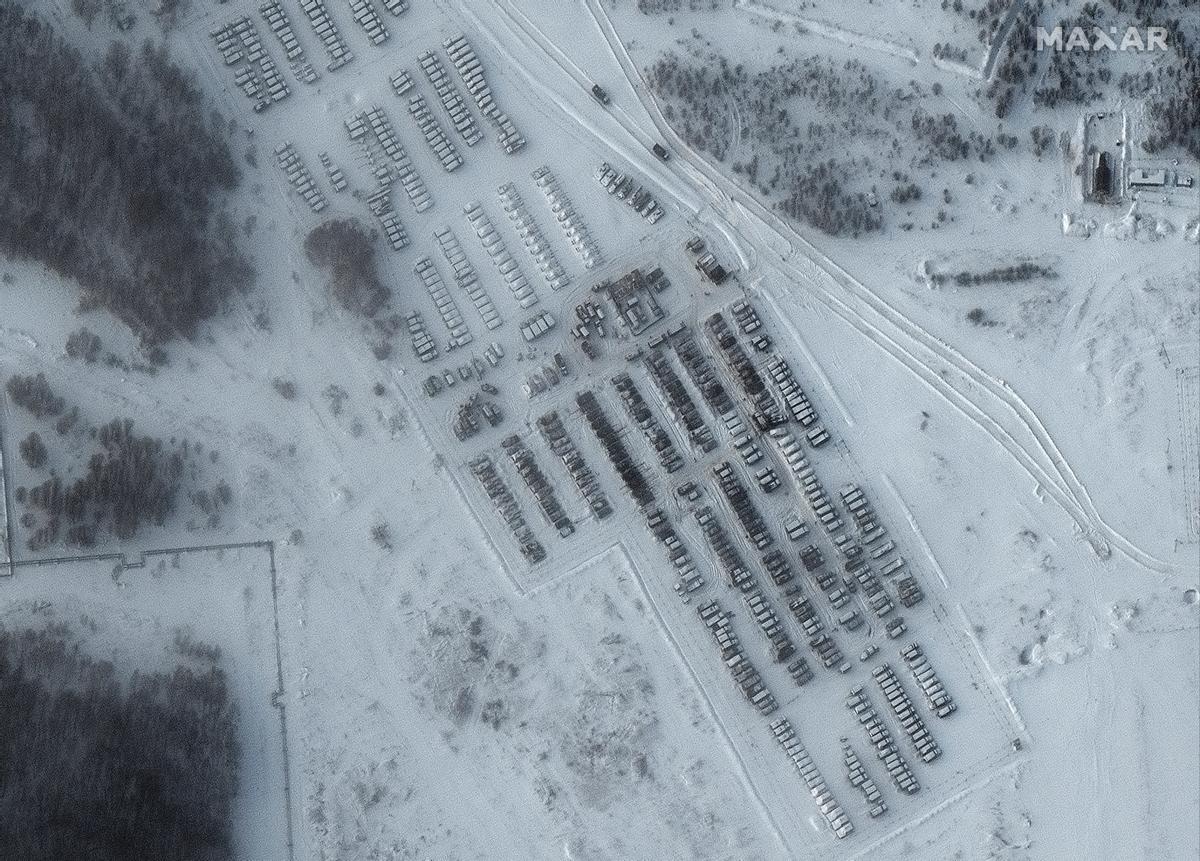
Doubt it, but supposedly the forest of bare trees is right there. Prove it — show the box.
[1140,17,1199,158]
[989,0,1198,159]
[19,418,187,548]
[0,626,239,861]
[7,367,233,549]
[645,48,893,236]
[0,2,251,344]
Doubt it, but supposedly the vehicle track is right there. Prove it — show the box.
[572,0,1171,574]
[469,0,1169,573]
[619,539,796,858]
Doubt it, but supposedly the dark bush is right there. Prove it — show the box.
[18,432,47,469]
[271,378,297,400]
[304,219,390,318]
[891,182,923,204]
[55,406,81,436]
[6,374,65,418]
[65,327,103,363]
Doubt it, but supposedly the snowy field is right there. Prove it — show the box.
[0,0,1197,858]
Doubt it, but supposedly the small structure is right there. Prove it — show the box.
[1128,167,1167,188]
[601,268,665,335]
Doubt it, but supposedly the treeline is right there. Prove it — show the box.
[911,109,991,161]
[0,626,239,861]
[0,3,252,343]
[18,418,185,548]
[635,0,721,12]
[930,261,1058,286]
[304,219,390,318]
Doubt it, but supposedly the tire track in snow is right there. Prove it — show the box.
[734,0,920,65]
[476,0,1168,573]
[882,472,950,591]
[758,290,856,427]
[575,0,1170,574]
[615,541,794,858]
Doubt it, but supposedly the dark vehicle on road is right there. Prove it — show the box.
[591,84,611,105]
[652,142,670,161]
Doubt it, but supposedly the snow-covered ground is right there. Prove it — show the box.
[0,0,1197,859]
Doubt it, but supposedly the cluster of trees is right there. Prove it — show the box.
[779,162,882,237]
[648,52,737,161]
[986,0,1198,158]
[891,181,923,204]
[932,42,971,63]
[966,307,996,326]
[647,29,1053,235]
[6,373,65,418]
[272,377,298,400]
[634,0,720,12]
[54,406,82,437]
[1103,2,1198,156]
[988,0,1195,151]
[1032,20,1114,109]
[646,48,898,235]
[1143,76,1200,158]
[637,0,682,11]
[931,261,1057,286]
[0,3,252,343]
[190,479,234,529]
[988,1,1046,118]
[71,0,134,30]
[1030,124,1057,157]
[911,110,975,161]
[940,0,1019,45]
[18,418,186,548]
[1141,30,1199,158]
[646,50,894,166]
[0,626,239,861]
[65,327,104,363]
[19,432,47,469]
[304,219,390,318]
